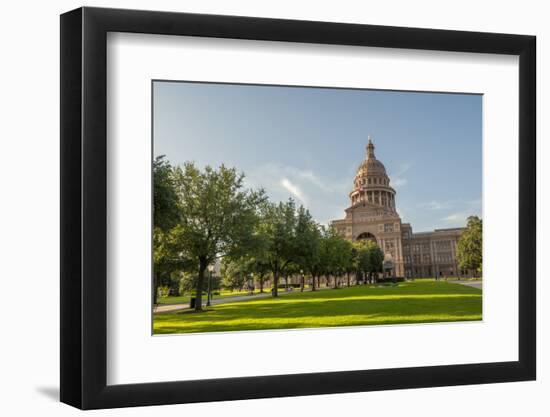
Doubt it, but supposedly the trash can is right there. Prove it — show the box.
[189,297,196,309]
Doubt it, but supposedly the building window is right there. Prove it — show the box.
[384,223,393,232]
[436,240,451,250]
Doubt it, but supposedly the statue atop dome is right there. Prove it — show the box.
[366,134,376,159]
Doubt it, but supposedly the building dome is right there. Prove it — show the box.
[349,136,396,211]
[357,156,387,176]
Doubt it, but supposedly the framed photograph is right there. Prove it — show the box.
[60,6,536,409]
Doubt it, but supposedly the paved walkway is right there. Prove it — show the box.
[155,290,278,314]
[154,286,336,314]
[447,280,483,290]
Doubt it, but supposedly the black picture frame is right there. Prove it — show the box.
[60,6,536,410]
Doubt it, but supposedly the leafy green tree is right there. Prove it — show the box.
[172,163,265,310]
[356,240,384,283]
[342,239,357,287]
[221,236,272,293]
[318,226,346,288]
[258,200,298,297]
[457,215,483,277]
[252,266,271,293]
[153,156,180,231]
[366,240,384,282]
[221,258,248,291]
[152,156,181,304]
[333,235,354,287]
[244,230,272,293]
[152,226,193,304]
[293,206,320,292]
[180,271,220,295]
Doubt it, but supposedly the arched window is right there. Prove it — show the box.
[356,232,377,243]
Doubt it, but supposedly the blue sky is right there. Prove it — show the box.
[153,81,482,232]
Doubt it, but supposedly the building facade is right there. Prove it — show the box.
[331,137,473,279]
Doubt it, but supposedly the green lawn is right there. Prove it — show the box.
[153,279,482,334]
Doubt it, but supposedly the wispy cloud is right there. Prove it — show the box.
[243,162,350,224]
[441,210,481,226]
[442,213,462,222]
[467,197,482,209]
[391,177,408,188]
[280,178,307,205]
[390,163,412,188]
[420,200,453,210]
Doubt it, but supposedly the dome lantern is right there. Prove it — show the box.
[366,134,375,159]
[349,137,396,211]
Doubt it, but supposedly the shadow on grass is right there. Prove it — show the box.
[154,291,482,334]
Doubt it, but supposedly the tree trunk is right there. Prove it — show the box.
[272,269,279,297]
[311,274,317,291]
[300,274,305,292]
[195,260,207,311]
[259,276,264,293]
[347,272,350,287]
[153,271,160,305]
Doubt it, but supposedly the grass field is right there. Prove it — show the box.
[153,279,482,334]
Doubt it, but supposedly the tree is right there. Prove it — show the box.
[356,240,384,283]
[221,234,272,293]
[457,215,483,277]
[221,258,248,291]
[342,240,357,287]
[290,217,323,291]
[153,156,180,231]
[293,206,320,292]
[172,163,265,310]
[152,227,194,304]
[246,229,273,293]
[252,264,271,293]
[366,240,384,282]
[318,226,346,288]
[179,270,221,299]
[152,156,181,304]
[332,235,353,288]
[258,200,298,297]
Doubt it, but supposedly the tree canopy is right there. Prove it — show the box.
[166,162,265,309]
[457,215,483,276]
[153,157,389,308]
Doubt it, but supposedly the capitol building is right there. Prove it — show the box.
[331,137,474,279]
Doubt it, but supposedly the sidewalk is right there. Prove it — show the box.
[153,286,336,314]
[447,280,483,290]
[154,290,273,314]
